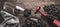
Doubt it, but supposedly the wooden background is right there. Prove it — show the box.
[0,0,60,27]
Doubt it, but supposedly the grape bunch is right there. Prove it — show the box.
[43,4,60,20]
[43,4,58,16]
